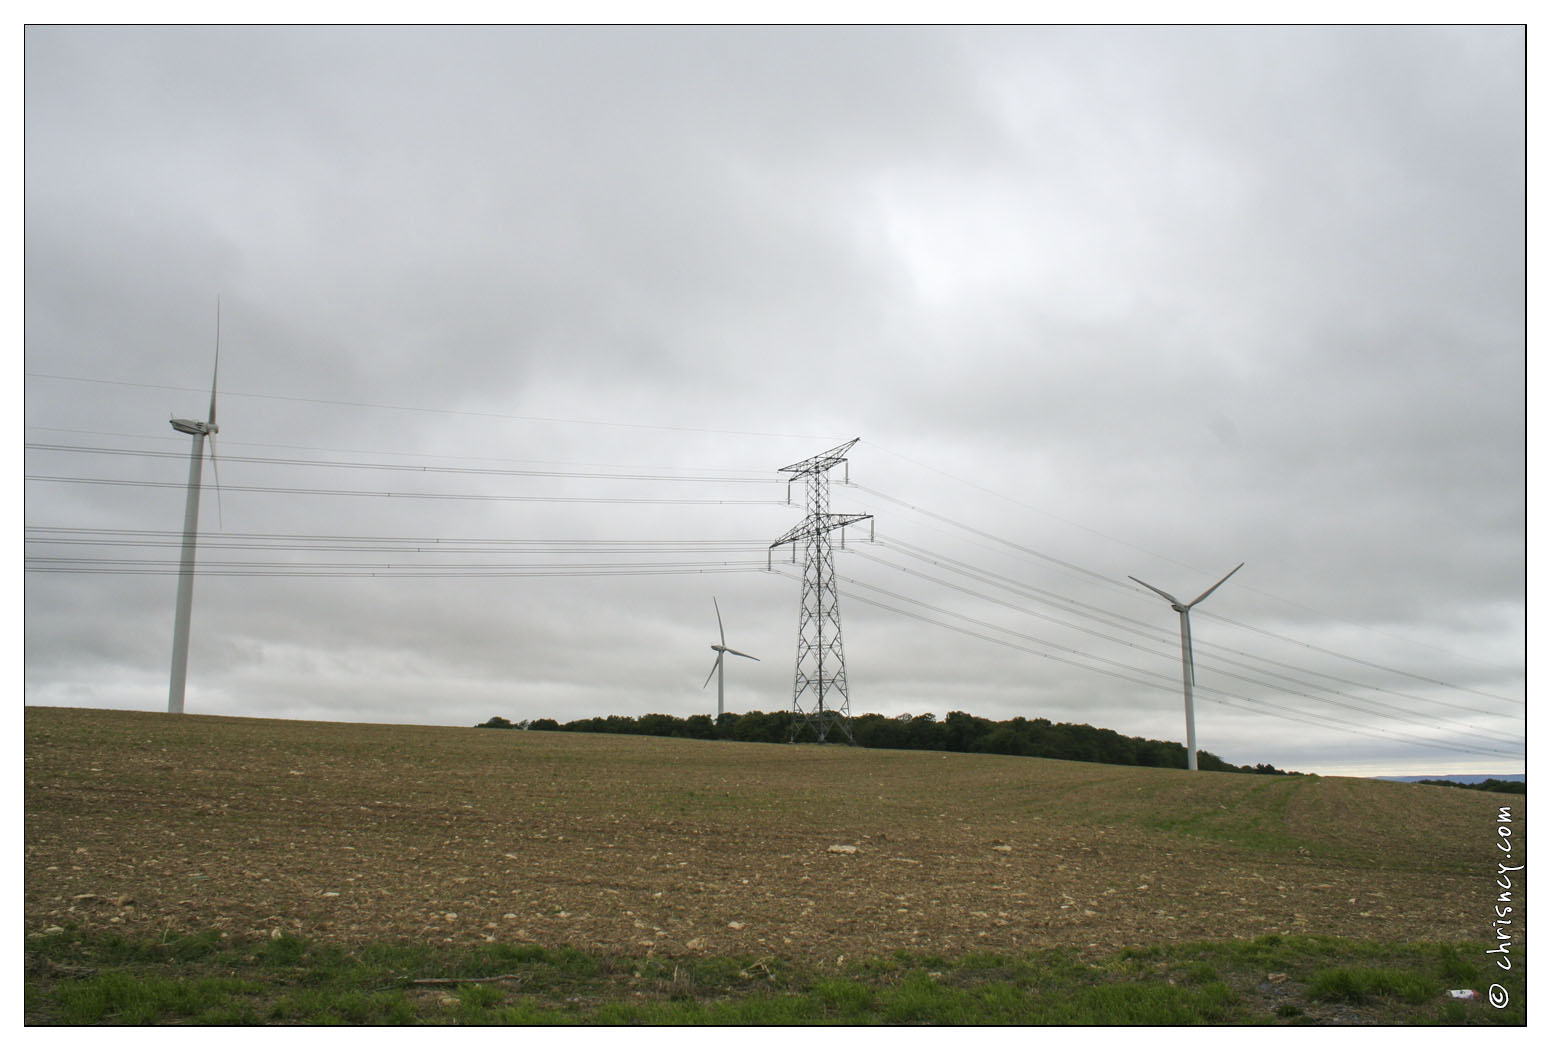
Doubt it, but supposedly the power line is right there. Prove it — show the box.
[26,559,768,578]
[26,475,788,506]
[25,425,786,477]
[863,539,1523,740]
[786,567,1521,761]
[26,525,768,554]
[856,484,1522,708]
[1196,608,1524,708]
[867,440,1199,571]
[824,541,1524,752]
[25,371,841,442]
[25,442,780,485]
[851,484,1120,590]
[857,450,1520,679]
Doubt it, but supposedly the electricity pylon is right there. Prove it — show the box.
[770,438,872,744]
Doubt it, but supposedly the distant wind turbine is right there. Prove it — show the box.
[1128,562,1243,771]
[703,597,759,719]
[167,301,225,715]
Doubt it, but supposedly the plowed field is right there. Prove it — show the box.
[24,707,1512,963]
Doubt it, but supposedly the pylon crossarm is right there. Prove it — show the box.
[769,513,873,549]
[771,523,807,549]
[778,437,861,476]
[827,513,872,535]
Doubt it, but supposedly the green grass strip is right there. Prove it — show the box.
[24,927,1526,1026]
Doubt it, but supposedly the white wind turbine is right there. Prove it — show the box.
[1128,563,1243,771]
[167,302,224,715]
[703,597,759,719]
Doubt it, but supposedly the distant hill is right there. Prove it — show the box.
[1379,774,1524,784]
[1377,774,1524,795]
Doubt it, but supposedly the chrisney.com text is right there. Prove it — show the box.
[1486,804,1519,1010]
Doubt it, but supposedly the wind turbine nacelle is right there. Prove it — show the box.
[170,418,215,436]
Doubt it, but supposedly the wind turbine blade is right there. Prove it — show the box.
[208,296,221,429]
[1187,562,1244,609]
[713,596,725,647]
[207,435,225,531]
[702,655,722,689]
[1128,575,1182,606]
[724,648,760,662]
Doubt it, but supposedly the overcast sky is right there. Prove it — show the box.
[22,25,1525,777]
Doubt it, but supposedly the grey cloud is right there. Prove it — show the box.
[23,26,1524,777]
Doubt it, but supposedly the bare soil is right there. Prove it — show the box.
[24,707,1511,964]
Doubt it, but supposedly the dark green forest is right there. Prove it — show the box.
[476,710,1298,775]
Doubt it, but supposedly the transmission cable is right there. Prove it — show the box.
[848,545,1521,749]
[26,475,787,506]
[868,537,1523,730]
[784,566,1520,761]
[853,483,1521,708]
[25,442,780,485]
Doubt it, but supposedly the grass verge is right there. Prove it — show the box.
[24,927,1525,1026]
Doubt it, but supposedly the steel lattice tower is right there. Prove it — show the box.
[770,438,872,744]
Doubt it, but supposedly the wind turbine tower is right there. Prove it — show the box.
[704,597,759,718]
[1128,562,1243,771]
[167,305,224,714]
[770,438,873,744]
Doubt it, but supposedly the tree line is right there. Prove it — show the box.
[1415,778,1525,794]
[475,710,1299,775]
